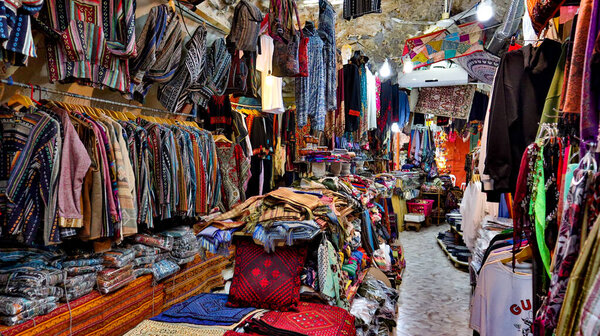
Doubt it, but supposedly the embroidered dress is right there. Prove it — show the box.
[43,0,137,92]
[215,141,250,210]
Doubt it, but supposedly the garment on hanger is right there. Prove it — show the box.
[484,39,562,192]
[318,0,337,112]
[296,25,326,131]
[158,25,207,114]
[256,35,284,114]
[470,260,533,336]
[43,0,137,92]
[343,63,360,133]
[128,4,183,103]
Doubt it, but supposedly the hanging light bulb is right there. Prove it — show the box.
[379,59,391,78]
[391,122,400,133]
[403,59,414,74]
[477,0,494,22]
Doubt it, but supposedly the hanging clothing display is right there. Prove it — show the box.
[127,4,183,103]
[256,35,284,114]
[0,0,44,65]
[295,24,326,131]
[158,25,207,114]
[343,0,381,20]
[484,39,562,192]
[318,0,337,112]
[43,0,137,92]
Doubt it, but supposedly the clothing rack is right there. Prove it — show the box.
[0,79,191,117]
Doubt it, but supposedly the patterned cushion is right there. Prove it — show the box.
[249,301,357,336]
[227,239,307,311]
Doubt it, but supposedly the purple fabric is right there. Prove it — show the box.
[582,0,600,143]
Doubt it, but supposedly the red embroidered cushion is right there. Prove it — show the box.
[250,301,357,336]
[227,239,307,311]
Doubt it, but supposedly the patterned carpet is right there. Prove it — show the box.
[396,224,472,336]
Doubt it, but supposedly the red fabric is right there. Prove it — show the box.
[250,301,357,336]
[227,239,307,311]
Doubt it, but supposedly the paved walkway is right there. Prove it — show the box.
[396,224,472,336]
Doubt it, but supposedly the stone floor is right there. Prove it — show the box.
[396,224,472,336]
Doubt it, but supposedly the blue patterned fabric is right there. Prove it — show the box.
[151,293,257,325]
[295,27,326,131]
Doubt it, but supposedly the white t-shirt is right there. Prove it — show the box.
[256,35,284,114]
[470,261,533,336]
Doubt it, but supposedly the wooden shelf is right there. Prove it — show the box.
[436,238,469,270]
[449,223,464,238]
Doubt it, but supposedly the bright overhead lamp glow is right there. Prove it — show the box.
[380,59,391,78]
[403,59,414,73]
[391,122,400,133]
[477,0,494,22]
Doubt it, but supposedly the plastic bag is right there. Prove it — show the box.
[102,248,135,268]
[134,234,174,251]
[151,260,180,282]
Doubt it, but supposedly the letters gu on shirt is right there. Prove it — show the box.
[470,260,534,336]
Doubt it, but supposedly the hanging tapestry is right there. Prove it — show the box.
[402,22,485,69]
[414,85,476,119]
[248,301,357,336]
[227,239,307,311]
[153,294,258,327]
[455,51,500,85]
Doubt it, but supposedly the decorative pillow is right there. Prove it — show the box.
[227,239,307,311]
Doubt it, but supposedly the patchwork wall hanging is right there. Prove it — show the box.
[402,22,485,69]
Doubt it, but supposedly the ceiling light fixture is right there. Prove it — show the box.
[380,59,391,78]
[477,0,494,22]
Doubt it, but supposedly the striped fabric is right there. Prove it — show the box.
[158,25,207,114]
[228,0,263,51]
[44,0,137,92]
[6,111,61,245]
[128,5,183,103]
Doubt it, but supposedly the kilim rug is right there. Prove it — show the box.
[152,293,260,327]
[414,85,476,119]
[124,320,227,336]
[248,301,357,336]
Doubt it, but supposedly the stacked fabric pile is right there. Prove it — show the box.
[57,255,103,301]
[99,248,136,294]
[130,244,159,278]
[161,227,199,265]
[0,250,64,326]
[196,226,235,255]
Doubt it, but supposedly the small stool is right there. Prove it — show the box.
[404,213,426,231]
[405,221,422,231]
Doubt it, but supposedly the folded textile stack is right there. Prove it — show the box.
[0,263,64,325]
[130,244,159,278]
[151,259,180,282]
[99,248,136,294]
[252,220,321,252]
[161,227,199,265]
[196,226,234,255]
[0,296,58,326]
[58,256,103,301]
